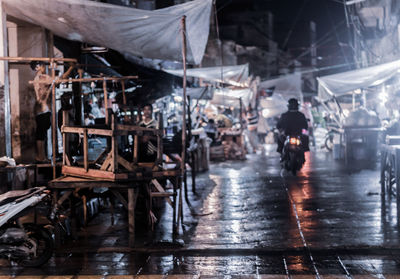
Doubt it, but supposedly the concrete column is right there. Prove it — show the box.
[8,20,46,162]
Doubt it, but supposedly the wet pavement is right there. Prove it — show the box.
[3,144,400,277]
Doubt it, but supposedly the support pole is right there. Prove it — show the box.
[239,98,243,132]
[0,2,11,157]
[103,78,109,125]
[181,16,187,182]
[128,187,135,247]
[178,15,187,231]
[51,59,56,178]
[78,69,83,125]
[362,90,367,108]
[188,96,196,194]
[121,80,126,105]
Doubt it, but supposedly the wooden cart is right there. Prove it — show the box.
[48,106,183,247]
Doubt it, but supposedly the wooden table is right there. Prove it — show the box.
[48,169,181,247]
[48,175,142,247]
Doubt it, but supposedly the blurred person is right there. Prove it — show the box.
[257,112,269,144]
[204,118,218,142]
[84,100,95,126]
[246,106,259,153]
[139,103,158,162]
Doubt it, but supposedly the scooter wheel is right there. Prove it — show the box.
[20,223,54,267]
[325,136,333,151]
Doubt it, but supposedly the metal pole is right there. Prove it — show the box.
[187,96,195,194]
[239,98,243,132]
[362,89,366,108]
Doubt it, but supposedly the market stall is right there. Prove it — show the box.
[316,60,400,163]
[164,64,253,161]
[1,0,214,246]
[209,88,250,160]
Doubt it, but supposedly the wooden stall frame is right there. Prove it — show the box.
[60,113,172,180]
[29,74,138,177]
[0,56,78,178]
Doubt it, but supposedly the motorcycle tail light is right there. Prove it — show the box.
[289,137,297,145]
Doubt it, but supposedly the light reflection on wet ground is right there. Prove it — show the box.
[2,144,400,276]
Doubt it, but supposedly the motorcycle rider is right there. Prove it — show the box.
[276,98,309,154]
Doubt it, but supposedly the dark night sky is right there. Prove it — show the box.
[217,0,353,70]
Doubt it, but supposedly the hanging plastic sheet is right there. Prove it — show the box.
[317,59,400,101]
[259,73,303,102]
[164,64,249,87]
[4,0,213,64]
[210,88,252,108]
[174,87,214,100]
[259,94,287,119]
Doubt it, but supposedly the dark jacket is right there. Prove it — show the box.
[277,110,308,136]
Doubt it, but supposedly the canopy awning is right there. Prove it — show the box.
[4,0,213,65]
[210,88,252,108]
[259,95,287,119]
[317,59,400,101]
[259,73,303,102]
[164,64,249,87]
[174,87,214,100]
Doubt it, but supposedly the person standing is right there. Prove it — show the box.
[31,61,73,162]
[31,61,53,162]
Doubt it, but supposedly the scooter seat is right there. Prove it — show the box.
[0,187,45,207]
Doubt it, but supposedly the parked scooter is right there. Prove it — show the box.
[323,124,341,151]
[0,187,53,267]
[281,135,305,175]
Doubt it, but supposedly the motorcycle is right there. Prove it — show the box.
[281,135,305,175]
[0,187,53,267]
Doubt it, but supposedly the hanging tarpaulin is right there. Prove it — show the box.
[259,73,303,102]
[174,87,214,100]
[317,59,400,101]
[259,94,287,119]
[3,0,213,64]
[164,64,250,87]
[210,88,252,108]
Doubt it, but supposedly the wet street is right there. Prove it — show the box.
[3,144,400,278]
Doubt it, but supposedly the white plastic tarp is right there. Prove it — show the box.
[175,87,214,100]
[259,73,303,102]
[259,95,287,119]
[4,0,213,64]
[164,64,249,87]
[210,88,252,108]
[317,59,400,101]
